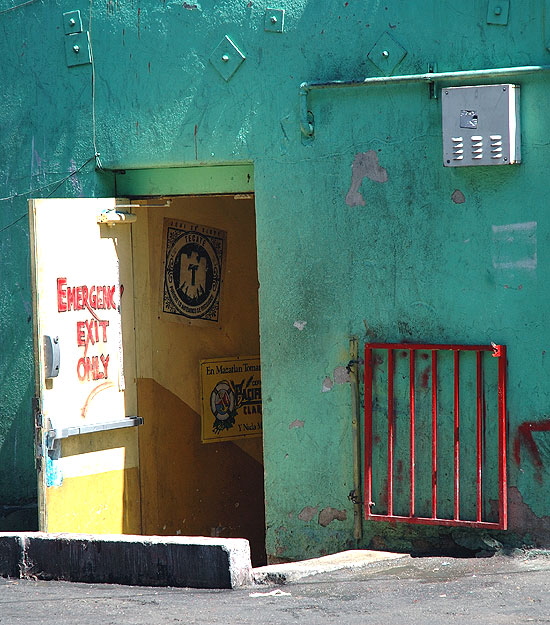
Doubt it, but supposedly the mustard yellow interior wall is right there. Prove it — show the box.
[134,196,265,564]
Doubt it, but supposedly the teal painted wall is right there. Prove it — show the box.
[1,0,550,555]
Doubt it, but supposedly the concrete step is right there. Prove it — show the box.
[0,532,252,589]
[253,549,407,584]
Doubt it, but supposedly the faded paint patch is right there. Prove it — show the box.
[318,507,347,527]
[333,366,350,384]
[451,189,465,204]
[298,506,318,522]
[345,151,388,207]
[289,419,305,429]
[492,221,537,271]
[293,320,307,331]
[321,376,333,392]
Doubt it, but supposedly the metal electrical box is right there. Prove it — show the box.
[442,84,520,167]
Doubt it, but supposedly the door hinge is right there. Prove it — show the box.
[32,397,44,469]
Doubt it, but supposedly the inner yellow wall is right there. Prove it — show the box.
[134,196,265,564]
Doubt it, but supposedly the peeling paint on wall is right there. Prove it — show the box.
[293,320,307,331]
[345,151,388,207]
[298,506,318,522]
[333,366,350,385]
[289,419,305,429]
[318,507,347,527]
[451,189,465,204]
[321,376,333,392]
[508,487,550,545]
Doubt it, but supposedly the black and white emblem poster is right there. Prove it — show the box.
[161,219,225,324]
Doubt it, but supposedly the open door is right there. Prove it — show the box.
[131,194,266,565]
[29,198,141,533]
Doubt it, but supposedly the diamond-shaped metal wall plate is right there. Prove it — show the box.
[367,31,407,75]
[65,31,91,67]
[63,10,83,34]
[486,0,509,25]
[265,8,285,33]
[209,35,246,82]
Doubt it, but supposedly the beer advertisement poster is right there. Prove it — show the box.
[200,356,262,443]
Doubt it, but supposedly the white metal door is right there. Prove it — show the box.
[29,198,138,529]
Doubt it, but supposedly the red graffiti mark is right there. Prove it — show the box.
[513,419,550,469]
[81,380,115,418]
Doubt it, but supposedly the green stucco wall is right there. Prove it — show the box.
[1,0,550,556]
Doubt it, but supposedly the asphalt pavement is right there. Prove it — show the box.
[1,550,550,624]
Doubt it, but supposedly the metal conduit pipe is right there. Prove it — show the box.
[300,64,550,138]
[349,337,363,541]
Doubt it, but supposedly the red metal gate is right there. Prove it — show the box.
[364,343,507,529]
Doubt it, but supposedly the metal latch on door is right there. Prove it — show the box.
[97,209,137,227]
[44,335,60,378]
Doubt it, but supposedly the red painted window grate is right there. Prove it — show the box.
[364,343,507,529]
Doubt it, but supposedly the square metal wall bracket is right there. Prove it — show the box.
[367,31,407,75]
[63,10,83,34]
[486,0,509,25]
[264,8,285,33]
[209,35,246,82]
[65,31,91,67]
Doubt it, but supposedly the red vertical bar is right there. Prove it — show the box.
[454,350,460,521]
[497,345,508,529]
[431,350,438,519]
[387,349,394,517]
[409,350,415,517]
[364,346,373,519]
[476,351,483,523]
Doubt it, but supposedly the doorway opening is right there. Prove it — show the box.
[131,194,266,566]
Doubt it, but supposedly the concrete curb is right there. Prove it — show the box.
[253,549,408,584]
[0,532,252,589]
